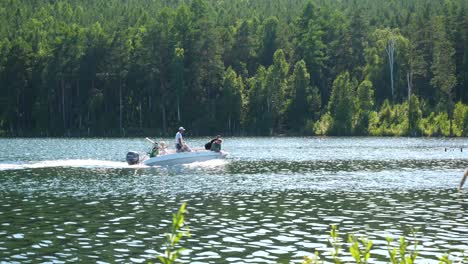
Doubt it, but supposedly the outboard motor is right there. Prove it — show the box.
[126,151,140,165]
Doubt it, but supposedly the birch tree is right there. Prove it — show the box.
[385,34,395,100]
[367,28,409,102]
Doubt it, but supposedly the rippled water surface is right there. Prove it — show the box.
[0,137,467,263]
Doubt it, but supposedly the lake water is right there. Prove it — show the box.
[0,137,467,263]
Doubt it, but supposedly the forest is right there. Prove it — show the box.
[0,0,467,137]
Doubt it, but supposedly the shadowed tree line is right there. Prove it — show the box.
[0,0,467,137]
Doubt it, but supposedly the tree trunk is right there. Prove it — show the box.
[62,79,65,130]
[449,101,453,137]
[119,79,123,135]
[407,72,411,101]
[385,35,395,101]
[139,101,142,129]
[177,96,181,122]
[162,104,167,135]
[77,79,81,130]
[149,95,152,111]
[450,118,453,137]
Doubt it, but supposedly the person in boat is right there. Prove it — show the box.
[149,142,160,157]
[159,141,168,155]
[205,135,221,150]
[210,138,222,152]
[175,127,191,152]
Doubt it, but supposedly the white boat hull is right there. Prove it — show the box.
[142,150,228,166]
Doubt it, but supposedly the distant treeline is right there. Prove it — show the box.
[0,0,467,137]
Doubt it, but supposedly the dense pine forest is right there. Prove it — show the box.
[0,0,467,137]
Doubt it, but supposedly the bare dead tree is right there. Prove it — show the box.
[385,33,396,101]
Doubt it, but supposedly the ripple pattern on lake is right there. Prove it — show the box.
[0,137,467,263]
[0,191,467,263]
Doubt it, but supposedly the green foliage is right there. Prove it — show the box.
[431,16,457,103]
[329,224,342,264]
[353,80,374,135]
[348,234,373,264]
[326,72,355,135]
[408,95,422,136]
[264,49,289,133]
[314,112,333,136]
[302,251,322,264]
[369,100,409,136]
[259,16,279,67]
[419,112,451,137]
[386,232,419,264]
[364,28,407,101]
[1,0,468,136]
[438,254,452,264]
[453,102,468,136]
[157,202,190,264]
[303,225,467,264]
[287,60,321,133]
[217,67,244,134]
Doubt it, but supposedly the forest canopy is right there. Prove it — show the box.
[0,0,467,136]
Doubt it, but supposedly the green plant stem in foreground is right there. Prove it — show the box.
[305,225,466,264]
[153,202,190,264]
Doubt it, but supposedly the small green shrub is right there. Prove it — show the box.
[329,224,342,264]
[453,102,468,136]
[314,112,333,135]
[386,232,419,264]
[419,112,450,136]
[348,234,373,264]
[369,100,409,136]
[305,225,424,264]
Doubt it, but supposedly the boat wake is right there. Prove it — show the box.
[0,159,143,171]
[0,158,229,171]
[182,159,229,169]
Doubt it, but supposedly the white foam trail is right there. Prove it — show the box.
[0,159,146,170]
[183,159,229,169]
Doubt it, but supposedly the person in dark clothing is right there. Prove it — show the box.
[211,138,222,152]
[205,135,221,150]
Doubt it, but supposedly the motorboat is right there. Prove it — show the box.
[126,149,228,166]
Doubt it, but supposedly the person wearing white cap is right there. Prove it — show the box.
[175,127,191,152]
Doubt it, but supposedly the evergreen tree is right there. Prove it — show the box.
[245,66,269,135]
[408,94,422,136]
[217,67,243,135]
[286,60,320,132]
[431,16,457,136]
[1,0,468,137]
[327,72,355,135]
[265,49,289,133]
[259,16,279,68]
[353,79,374,135]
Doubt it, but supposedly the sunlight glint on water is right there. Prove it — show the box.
[0,137,467,263]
